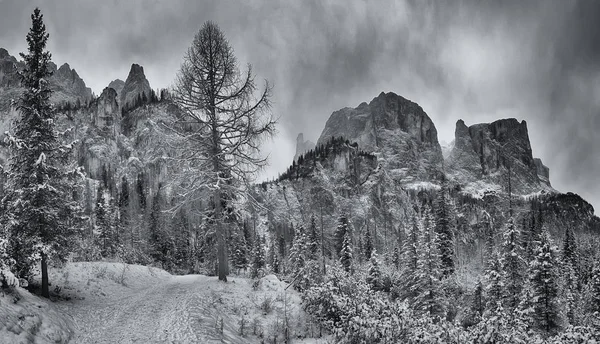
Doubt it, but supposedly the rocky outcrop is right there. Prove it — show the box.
[120,64,151,109]
[49,62,92,105]
[108,79,125,101]
[317,91,443,182]
[294,133,315,162]
[0,48,21,88]
[446,118,551,193]
[534,158,550,186]
[91,87,120,135]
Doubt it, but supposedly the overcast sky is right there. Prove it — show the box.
[1,0,599,213]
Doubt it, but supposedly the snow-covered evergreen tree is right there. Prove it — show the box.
[366,250,382,290]
[2,8,82,298]
[412,208,444,317]
[363,227,373,261]
[392,245,400,270]
[434,179,455,276]
[340,230,353,273]
[307,215,320,260]
[232,232,249,273]
[289,225,307,276]
[528,231,561,335]
[485,251,503,314]
[334,214,349,257]
[250,235,266,279]
[500,216,524,310]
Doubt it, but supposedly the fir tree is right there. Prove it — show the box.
[3,8,81,297]
[500,216,524,310]
[472,279,484,317]
[528,231,561,335]
[392,246,400,270]
[340,230,353,273]
[589,262,600,314]
[366,250,382,290]
[334,214,350,257]
[232,232,248,273]
[307,215,319,260]
[250,236,266,279]
[363,227,373,261]
[434,179,455,276]
[412,208,444,317]
[485,251,503,313]
[288,225,307,276]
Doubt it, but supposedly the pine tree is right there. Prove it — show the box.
[3,8,81,297]
[334,214,350,257]
[500,217,524,310]
[363,227,373,261]
[485,251,503,313]
[412,208,444,317]
[434,179,455,276]
[250,236,266,279]
[392,246,400,270]
[472,279,484,317]
[528,231,561,335]
[288,225,307,276]
[340,230,353,273]
[366,250,382,290]
[589,262,600,314]
[232,232,248,273]
[307,215,319,260]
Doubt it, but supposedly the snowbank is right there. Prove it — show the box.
[0,287,73,344]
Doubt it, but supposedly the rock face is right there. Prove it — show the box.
[49,62,92,105]
[446,118,551,193]
[0,48,21,88]
[91,87,120,135]
[534,158,550,186]
[294,133,315,161]
[317,91,443,182]
[120,64,151,109]
[108,79,125,101]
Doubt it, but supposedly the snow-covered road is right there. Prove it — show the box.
[60,274,248,343]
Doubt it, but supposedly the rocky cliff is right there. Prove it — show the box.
[294,133,315,162]
[120,64,151,109]
[317,92,443,183]
[446,118,552,195]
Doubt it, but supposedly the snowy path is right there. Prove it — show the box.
[58,274,248,344]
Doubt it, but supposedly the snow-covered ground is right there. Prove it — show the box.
[1,262,329,344]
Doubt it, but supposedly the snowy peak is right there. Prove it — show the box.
[120,63,151,109]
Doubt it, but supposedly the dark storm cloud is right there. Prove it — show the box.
[0,0,598,212]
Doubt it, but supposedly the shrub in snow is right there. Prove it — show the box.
[0,268,19,288]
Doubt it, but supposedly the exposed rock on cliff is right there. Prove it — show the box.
[120,64,151,109]
[446,118,552,194]
[317,91,443,183]
[294,133,315,162]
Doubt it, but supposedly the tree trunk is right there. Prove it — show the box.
[215,188,228,282]
[41,253,49,298]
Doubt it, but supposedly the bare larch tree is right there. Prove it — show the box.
[171,21,275,281]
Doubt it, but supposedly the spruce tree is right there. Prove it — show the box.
[528,231,561,335]
[434,179,455,276]
[334,214,349,257]
[3,8,81,297]
[412,208,444,317]
[307,215,319,260]
[288,225,307,276]
[340,230,353,273]
[363,227,373,261]
[250,236,266,279]
[485,251,503,313]
[366,250,382,290]
[589,262,600,314]
[232,232,248,273]
[500,217,524,310]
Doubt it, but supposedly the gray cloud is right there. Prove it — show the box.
[1,0,598,212]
